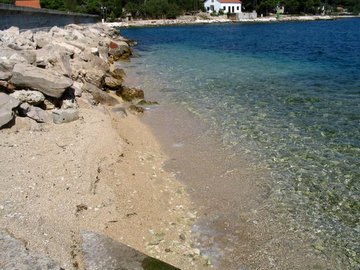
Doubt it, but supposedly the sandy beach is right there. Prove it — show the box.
[0,23,209,269]
[0,95,209,269]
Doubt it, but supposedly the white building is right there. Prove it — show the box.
[204,0,242,14]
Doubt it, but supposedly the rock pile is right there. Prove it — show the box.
[0,24,146,129]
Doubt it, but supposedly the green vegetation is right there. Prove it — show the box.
[38,0,201,20]
[2,0,358,18]
[243,0,360,15]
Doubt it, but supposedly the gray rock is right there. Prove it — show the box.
[82,231,180,270]
[33,31,51,48]
[0,71,11,80]
[0,26,19,44]
[0,108,14,128]
[98,45,109,61]
[11,63,73,98]
[72,81,83,97]
[0,48,28,72]
[51,40,82,55]
[10,90,45,105]
[61,99,78,110]
[52,108,79,124]
[0,230,61,270]
[24,105,52,123]
[0,92,20,110]
[82,82,119,106]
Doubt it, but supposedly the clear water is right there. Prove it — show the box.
[121,19,360,268]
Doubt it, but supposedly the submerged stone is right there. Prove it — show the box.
[82,231,180,270]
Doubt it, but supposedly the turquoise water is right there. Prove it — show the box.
[122,19,360,267]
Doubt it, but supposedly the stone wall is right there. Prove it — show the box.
[0,4,99,30]
[237,11,257,20]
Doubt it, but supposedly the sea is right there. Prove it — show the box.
[120,18,360,269]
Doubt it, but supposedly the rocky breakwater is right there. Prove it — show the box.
[0,23,150,129]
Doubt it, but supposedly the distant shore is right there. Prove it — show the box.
[108,14,359,28]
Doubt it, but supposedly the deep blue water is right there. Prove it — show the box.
[122,19,360,267]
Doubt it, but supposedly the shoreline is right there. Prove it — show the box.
[108,14,360,28]
[0,23,208,269]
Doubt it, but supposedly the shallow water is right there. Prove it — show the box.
[121,19,360,269]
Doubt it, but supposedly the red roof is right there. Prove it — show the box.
[15,0,41,8]
[220,0,241,3]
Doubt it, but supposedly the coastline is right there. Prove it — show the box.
[108,14,360,28]
[0,24,208,269]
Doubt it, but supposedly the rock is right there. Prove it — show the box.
[90,47,99,55]
[117,87,144,101]
[72,81,83,97]
[0,230,62,270]
[33,31,51,48]
[22,104,52,123]
[110,67,125,80]
[0,71,11,80]
[0,108,14,128]
[10,90,45,105]
[0,48,29,72]
[51,40,82,56]
[137,99,159,106]
[53,51,72,77]
[49,26,69,38]
[108,41,132,61]
[0,230,61,270]
[104,75,123,89]
[82,82,119,106]
[98,45,109,61]
[61,99,78,110]
[0,80,15,92]
[70,54,108,88]
[11,63,73,98]
[43,97,60,110]
[129,105,144,114]
[0,92,20,110]
[19,30,33,41]
[82,231,180,270]
[52,108,79,124]
[0,26,19,44]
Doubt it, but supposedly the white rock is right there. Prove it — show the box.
[10,90,45,105]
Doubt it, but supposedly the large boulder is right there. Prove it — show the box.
[82,82,119,106]
[0,92,20,110]
[71,54,108,88]
[10,90,45,105]
[0,93,20,127]
[0,108,14,128]
[11,63,73,98]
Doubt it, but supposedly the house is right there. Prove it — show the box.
[204,0,242,14]
[15,0,41,9]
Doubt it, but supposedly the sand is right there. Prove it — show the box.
[0,95,208,269]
